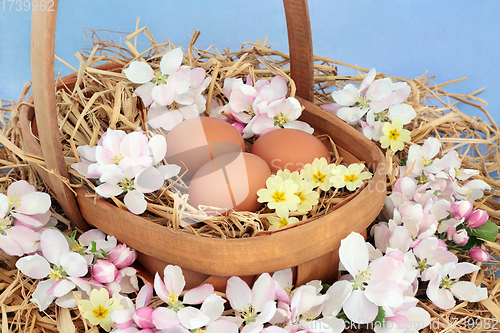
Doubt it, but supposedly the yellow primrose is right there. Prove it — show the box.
[267,215,300,231]
[379,118,411,152]
[300,157,336,191]
[78,288,123,332]
[330,163,373,191]
[294,179,320,213]
[257,176,300,218]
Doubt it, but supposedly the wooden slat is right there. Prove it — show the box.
[31,1,89,231]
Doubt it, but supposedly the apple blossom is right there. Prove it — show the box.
[92,259,119,284]
[108,243,137,268]
[466,209,489,228]
[469,248,491,262]
[426,262,487,309]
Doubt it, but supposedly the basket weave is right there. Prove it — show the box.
[20,0,386,289]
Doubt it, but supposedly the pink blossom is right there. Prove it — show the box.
[447,227,469,246]
[469,248,491,262]
[92,259,119,284]
[467,209,489,228]
[450,201,473,220]
[108,244,137,268]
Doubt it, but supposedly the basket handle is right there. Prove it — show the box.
[30,0,314,229]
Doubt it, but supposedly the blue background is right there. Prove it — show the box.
[0,0,499,126]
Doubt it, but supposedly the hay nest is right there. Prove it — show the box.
[0,26,499,332]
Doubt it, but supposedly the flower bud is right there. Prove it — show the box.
[108,244,137,269]
[452,229,469,246]
[92,259,119,284]
[450,201,473,220]
[469,248,491,263]
[133,306,155,329]
[467,210,489,228]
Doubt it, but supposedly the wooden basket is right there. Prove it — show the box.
[19,0,386,290]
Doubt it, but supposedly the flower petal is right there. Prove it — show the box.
[451,281,488,302]
[152,307,181,329]
[322,280,352,317]
[226,276,252,311]
[47,278,76,297]
[339,232,369,277]
[178,306,210,330]
[164,265,186,295]
[201,293,225,322]
[124,61,154,84]
[16,192,51,215]
[31,279,56,311]
[60,252,88,277]
[135,166,164,193]
[160,48,184,75]
[151,84,176,107]
[183,283,214,305]
[342,290,379,324]
[124,190,148,215]
[40,229,69,265]
[15,254,50,279]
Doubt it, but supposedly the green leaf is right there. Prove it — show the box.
[373,306,386,327]
[89,241,98,253]
[321,283,331,294]
[401,158,407,166]
[472,221,498,242]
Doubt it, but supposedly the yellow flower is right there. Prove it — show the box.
[379,118,411,152]
[78,288,123,332]
[294,179,320,213]
[257,176,300,217]
[330,163,373,191]
[267,215,300,231]
[300,157,336,191]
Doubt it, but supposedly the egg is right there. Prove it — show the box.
[250,128,331,173]
[188,152,271,214]
[165,117,246,181]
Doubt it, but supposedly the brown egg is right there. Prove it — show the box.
[165,117,246,181]
[250,128,331,173]
[188,152,271,215]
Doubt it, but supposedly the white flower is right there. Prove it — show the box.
[426,262,487,309]
[379,118,411,152]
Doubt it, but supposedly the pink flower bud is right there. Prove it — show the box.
[452,229,469,246]
[450,201,473,220]
[467,210,489,228]
[469,248,491,263]
[92,259,119,284]
[133,306,155,329]
[108,244,137,269]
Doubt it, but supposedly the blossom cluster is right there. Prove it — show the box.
[0,180,51,256]
[71,128,181,214]
[211,75,313,138]
[124,48,212,131]
[15,228,139,312]
[322,68,415,151]
[257,158,372,230]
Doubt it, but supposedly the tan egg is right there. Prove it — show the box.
[188,152,271,215]
[250,128,331,173]
[165,117,246,181]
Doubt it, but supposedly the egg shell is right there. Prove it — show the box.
[250,128,331,173]
[165,117,246,181]
[188,152,271,215]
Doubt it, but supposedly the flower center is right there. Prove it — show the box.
[49,267,65,282]
[416,259,429,273]
[374,110,390,122]
[312,172,326,184]
[72,241,85,253]
[343,174,359,183]
[422,156,432,167]
[152,72,169,85]
[440,275,455,290]
[92,305,109,319]
[278,217,289,228]
[8,193,21,207]
[356,95,370,109]
[241,304,257,325]
[388,128,401,141]
[166,290,184,312]
[454,167,462,176]
[193,330,206,333]
[118,178,135,192]
[416,173,428,185]
[168,101,179,110]
[0,217,12,234]
[271,190,286,203]
[296,310,317,323]
[245,105,255,117]
[352,267,371,290]
[274,113,290,127]
[284,285,294,298]
[112,154,123,164]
